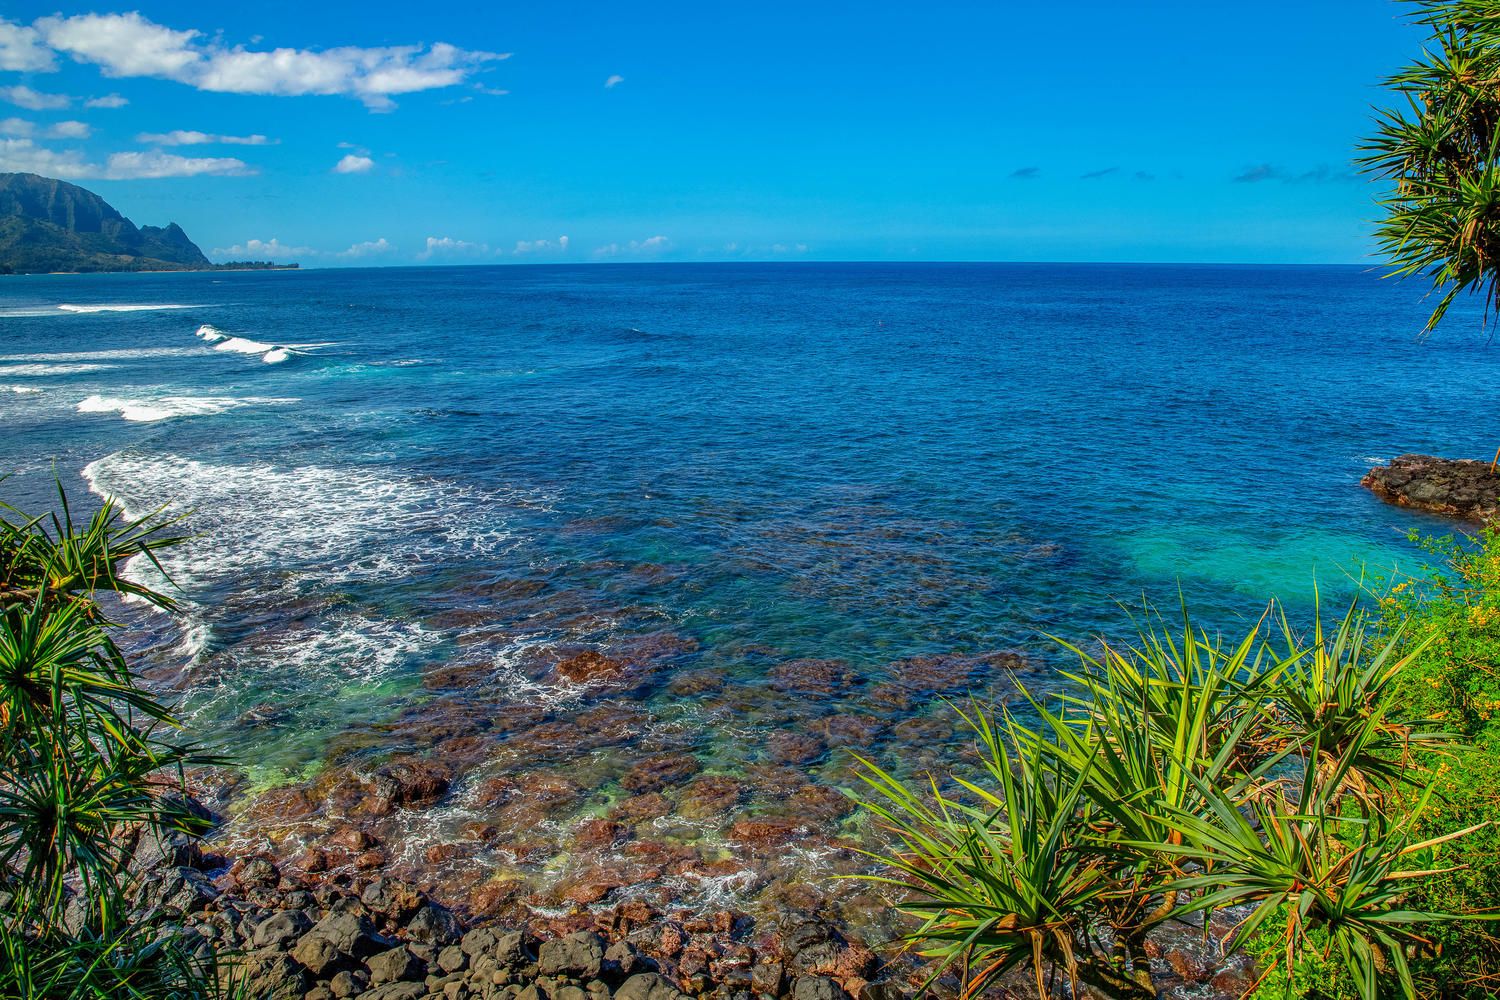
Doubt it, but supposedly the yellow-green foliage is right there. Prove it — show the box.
[1379,528,1500,999]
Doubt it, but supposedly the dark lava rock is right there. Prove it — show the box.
[129,826,203,874]
[136,867,219,916]
[362,878,423,921]
[328,970,364,998]
[792,977,848,1000]
[1363,453,1500,522]
[367,758,451,812]
[539,930,607,979]
[225,948,308,1000]
[291,934,344,977]
[406,900,463,946]
[616,972,693,1000]
[252,909,312,950]
[361,983,426,1000]
[366,945,423,985]
[605,939,647,979]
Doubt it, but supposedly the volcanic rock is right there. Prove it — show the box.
[1363,453,1500,522]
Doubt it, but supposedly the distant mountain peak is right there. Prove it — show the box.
[0,172,214,274]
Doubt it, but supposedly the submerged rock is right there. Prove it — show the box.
[1363,453,1500,522]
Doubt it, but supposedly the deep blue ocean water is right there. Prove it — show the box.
[2,262,1496,923]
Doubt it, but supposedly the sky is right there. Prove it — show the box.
[0,2,1428,266]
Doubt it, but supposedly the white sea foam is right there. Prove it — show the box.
[4,386,42,394]
[177,612,440,725]
[1,347,199,362]
[262,348,290,364]
[57,303,194,314]
[0,362,115,376]
[76,394,297,423]
[195,324,225,342]
[81,451,532,595]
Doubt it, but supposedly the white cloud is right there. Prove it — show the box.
[136,129,274,146]
[3,118,89,140]
[0,18,54,72]
[604,74,624,88]
[85,94,128,109]
[0,84,70,110]
[419,236,489,259]
[337,237,393,258]
[333,153,374,174]
[35,12,508,111]
[512,235,569,255]
[104,151,254,179]
[46,120,90,139]
[594,235,671,258]
[211,237,311,260]
[0,137,90,178]
[0,139,253,179]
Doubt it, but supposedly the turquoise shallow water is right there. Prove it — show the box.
[0,262,1495,923]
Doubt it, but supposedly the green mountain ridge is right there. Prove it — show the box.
[0,172,226,274]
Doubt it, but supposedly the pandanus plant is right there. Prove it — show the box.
[0,487,239,998]
[852,600,1483,1000]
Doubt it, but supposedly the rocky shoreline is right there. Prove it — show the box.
[1363,453,1500,523]
[127,794,1259,1000]
[138,823,894,1000]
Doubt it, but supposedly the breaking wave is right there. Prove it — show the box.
[76,394,297,423]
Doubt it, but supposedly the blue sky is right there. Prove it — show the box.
[0,2,1423,266]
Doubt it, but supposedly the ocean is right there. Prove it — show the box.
[1,262,1493,929]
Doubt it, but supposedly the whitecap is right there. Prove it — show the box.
[0,362,115,376]
[201,329,299,364]
[76,394,297,423]
[57,303,195,314]
[212,336,275,355]
[4,386,42,395]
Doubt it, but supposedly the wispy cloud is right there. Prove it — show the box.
[333,154,375,174]
[0,84,70,111]
[419,236,490,259]
[1233,163,1358,184]
[85,93,128,109]
[0,138,256,179]
[47,120,90,139]
[31,12,509,111]
[594,235,671,257]
[137,130,275,146]
[512,236,569,255]
[604,74,624,89]
[0,117,89,139]
[1009,166,1040,180]
[104,150,255,179]
[337,237,393,258]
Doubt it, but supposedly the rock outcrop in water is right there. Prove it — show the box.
[1362,453,1500,523]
